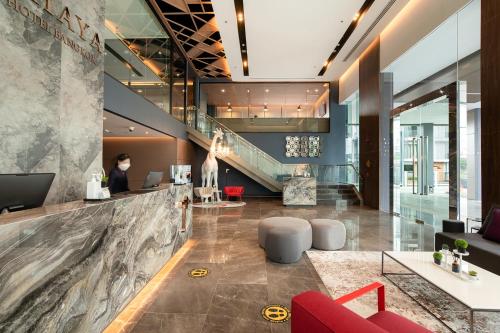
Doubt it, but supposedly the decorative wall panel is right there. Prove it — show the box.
[285,136,321,158]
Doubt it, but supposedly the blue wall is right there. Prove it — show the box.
[240,84,347,165]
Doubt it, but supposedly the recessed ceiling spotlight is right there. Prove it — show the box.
[137,89,143,93]
[103,116,107,120]
[439,89,444,94]
[265,89,269,93]
[237,12,244,22]
[145,131,149,135]
[314,89,319,93]
[221,89,226,93]
[158,51,162,55]
[306,89,310,93]
[243,60,248,67]
[353,12,360,21]
[246,89,250,93]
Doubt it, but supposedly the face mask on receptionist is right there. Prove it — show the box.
[118,162,130,171]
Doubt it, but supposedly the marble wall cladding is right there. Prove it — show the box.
[0,184,193,333]
[283,177,317,206]
[0,0,105,203]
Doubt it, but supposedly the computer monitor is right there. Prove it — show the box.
[142,171,163,189]
[0,173,55,213]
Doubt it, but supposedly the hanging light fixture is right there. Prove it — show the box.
[263,104,268,112]
[227,103,232,112]
[297,105,302,112]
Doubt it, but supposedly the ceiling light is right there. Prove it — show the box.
[145,131,149,135]
[306,89,310,93]
[263,104,268,111]
[246,89,250,93]
[440,89,444,94]
[323,83,328,87]
[243,60,248,67]
[221,89,226,93]
[228,105,232,112]
[353,12,360,21]
[314,89,319,93]
[104,129,111,133]
[237,12,244,22]
[297,105,302,112]
[137,89,143,93]
[265,89,269,93]
[158,51,162,55]
[103,116,107,120]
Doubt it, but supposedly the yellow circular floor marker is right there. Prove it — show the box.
[188,268,209,278]
[261,304,291,323]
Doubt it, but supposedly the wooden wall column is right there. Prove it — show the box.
[359,38,381,209]
[481,0,500,217]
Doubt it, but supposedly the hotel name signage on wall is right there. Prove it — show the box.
[6,0,102,65]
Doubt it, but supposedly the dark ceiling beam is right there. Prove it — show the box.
[318,0,375,76]
[234,0,249,76]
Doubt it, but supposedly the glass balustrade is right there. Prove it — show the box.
[190,113,361,189]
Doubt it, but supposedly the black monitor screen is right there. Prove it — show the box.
[0,173,55,212]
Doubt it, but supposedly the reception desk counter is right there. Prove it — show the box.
[283,177,317,206]
[0,184,192,333]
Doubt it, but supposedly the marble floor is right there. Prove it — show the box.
[129,198,437,333]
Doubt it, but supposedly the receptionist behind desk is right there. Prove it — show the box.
[108,153,131,194]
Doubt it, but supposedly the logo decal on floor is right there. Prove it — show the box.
[261,304,291,323]
[188,268,209,278]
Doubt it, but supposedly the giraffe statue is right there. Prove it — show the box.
[201,128,224,202]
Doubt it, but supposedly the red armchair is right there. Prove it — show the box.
[223,186,244,201]
[291,282,432,333]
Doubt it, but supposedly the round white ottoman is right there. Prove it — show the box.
[258,217,312,263]
[310,219,346,250]
[265,228,303,264]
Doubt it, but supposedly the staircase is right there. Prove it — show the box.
[316,184,362,206]
[187,113,361,205]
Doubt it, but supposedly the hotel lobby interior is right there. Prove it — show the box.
[1,0,500,332]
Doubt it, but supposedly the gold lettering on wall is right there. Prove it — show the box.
[57,6,74,33]
[75,15,89,41]
[6,0,102,64]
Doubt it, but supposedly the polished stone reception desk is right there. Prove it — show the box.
[0,184,192,333]
[283,177,317,206]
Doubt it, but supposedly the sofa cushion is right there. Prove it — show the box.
[483,209,500,242]
[479,206,500,234]
[368,311,432,333]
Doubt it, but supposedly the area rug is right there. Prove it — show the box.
[306,250,500,333]
[192,201,246,208]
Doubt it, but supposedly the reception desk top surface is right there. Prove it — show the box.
[0,183,175,225]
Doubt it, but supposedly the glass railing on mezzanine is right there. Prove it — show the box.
[189,113,361,189]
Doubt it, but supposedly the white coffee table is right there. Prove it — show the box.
[382,251,500,333]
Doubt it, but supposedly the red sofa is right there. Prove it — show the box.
[223,186,244,201]
[291,282,432,333]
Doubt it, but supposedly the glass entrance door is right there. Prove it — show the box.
[393,96,451,228]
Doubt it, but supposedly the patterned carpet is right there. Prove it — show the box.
[306,251,500,333]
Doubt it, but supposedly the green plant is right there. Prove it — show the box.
[468,270,477,277]
[441,244,449,251]
[433,252,443,260]
[454,239,469,249]
[101,176,109,183]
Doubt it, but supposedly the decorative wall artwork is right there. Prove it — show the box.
[285,136,321,158]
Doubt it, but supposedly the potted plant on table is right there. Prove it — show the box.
[468,270,479,280]
[433,252,443,265]
[455,239,469,253]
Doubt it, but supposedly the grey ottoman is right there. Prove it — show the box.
[310,219,346,250]
[265,228,303,264]
[258,217,312,251]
